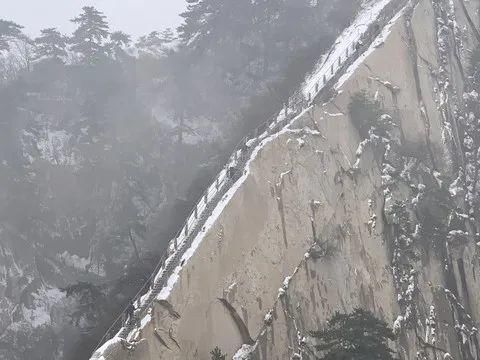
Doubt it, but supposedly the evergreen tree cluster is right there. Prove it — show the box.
[310,308,395,360]
[1,0,362,142]
[176,0,362,140]
[0,6,176,65]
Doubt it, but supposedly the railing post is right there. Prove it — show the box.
[184,222,188,237]
[346,47,348,57]
[330,64,334,74]
[338,57,341,67]
[240,137,247,159]
[194,205,198,219]
[204,192,208,204]
[323,74,326,84]
[215,177,219,190]
[315,82,319,93]
[174,237,177,250]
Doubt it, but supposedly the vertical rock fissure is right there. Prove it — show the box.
[275,172,291,248]
[404,5,437,170]
[458,0,480,44]
[432,0,468,174]
[154,329,171,350]
[217,298,254,345]
[456,258,471,311]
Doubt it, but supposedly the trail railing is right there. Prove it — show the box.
[91,0,408,355]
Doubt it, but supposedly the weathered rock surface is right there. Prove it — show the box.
[93,0,480,358]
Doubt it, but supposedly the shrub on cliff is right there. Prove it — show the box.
[348,91,383,139]
[211,346,227,360]
[309,308,395,360]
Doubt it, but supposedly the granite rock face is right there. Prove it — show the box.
[92,0,480,358]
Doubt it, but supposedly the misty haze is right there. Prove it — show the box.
[1,0,480,359]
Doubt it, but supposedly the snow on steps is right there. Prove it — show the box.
[303,0,396,100]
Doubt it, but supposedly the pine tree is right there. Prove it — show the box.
[309,308,395,360]
[0,19,23,51]
[34,28,67,61]
[178,0,208,44]
[210,346,226,360]
[178,0,252,49]
[70,6,110,64]
[109,31,131,59]
[160,50,198,144]
[110,31,131,49]
[62,282,107,327]
[136,29,175,57]
[160,28,176,44]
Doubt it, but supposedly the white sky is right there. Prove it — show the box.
[2,0,187,39]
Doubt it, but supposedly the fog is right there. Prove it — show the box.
[0,0,364,358]
[3,0,186,37]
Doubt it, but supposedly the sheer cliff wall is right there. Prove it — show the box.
[94,0,480,358]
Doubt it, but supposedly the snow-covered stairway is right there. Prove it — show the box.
[117,148,253,340]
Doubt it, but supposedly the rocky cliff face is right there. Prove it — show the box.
[92,0,480,359]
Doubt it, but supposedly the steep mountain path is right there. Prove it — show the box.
[91,0,410,356]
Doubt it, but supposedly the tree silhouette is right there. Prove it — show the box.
[34,28,67,61]
[70,6,110,64]
[0,19,23,51]
[109,31,131,59]
[309,308,395,360]
[136,29,175,58]
[110,31,131,48]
